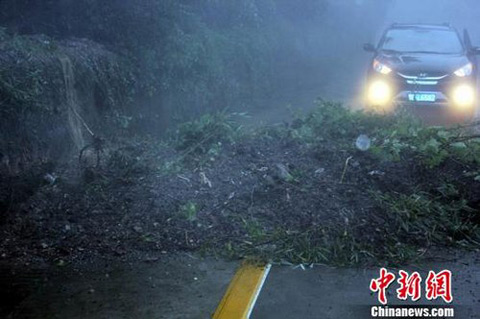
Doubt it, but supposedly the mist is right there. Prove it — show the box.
[1,2,480,318]
[293,0,480,105]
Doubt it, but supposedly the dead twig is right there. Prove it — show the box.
[250,185,256,208]
[340,156,353,184]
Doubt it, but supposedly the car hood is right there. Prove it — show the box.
[377,52,470,77]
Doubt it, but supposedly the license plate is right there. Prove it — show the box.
[408,93,436,102]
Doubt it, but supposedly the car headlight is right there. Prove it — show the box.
[373,59,392,75]
[368,80,392,105]
[452,84,475,108]
[454,63,473,77]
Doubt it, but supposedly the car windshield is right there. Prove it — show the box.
[381,28,463,54]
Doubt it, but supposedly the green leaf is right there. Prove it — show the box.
[423,138,441,152]
[451,142,467,149]
[437,130,451,140]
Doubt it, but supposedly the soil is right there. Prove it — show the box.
[0,130,406,267]
[1,103,480,317]
[2,112,480,267]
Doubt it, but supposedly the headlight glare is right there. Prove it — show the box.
[368,80,392,105]
[452,84,475,108]
[454,63,473,77]
[373,59,392,75]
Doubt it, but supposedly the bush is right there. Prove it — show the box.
[173,111,242,157]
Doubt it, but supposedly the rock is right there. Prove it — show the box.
[43,173,57,185]
[368,170,385,176]
[275,163,292,181]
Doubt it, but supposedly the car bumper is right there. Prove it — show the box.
[365,74,477,122]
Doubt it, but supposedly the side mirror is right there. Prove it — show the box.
[363,43,376,52]
[469,46,480,55]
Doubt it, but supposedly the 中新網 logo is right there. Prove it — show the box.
[370,268,452,305]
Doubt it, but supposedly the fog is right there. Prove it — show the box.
[385,0,480,36]
[302,0,480,106]
[2,2,480,318]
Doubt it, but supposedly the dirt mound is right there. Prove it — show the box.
[0,32,134,173]
[1,104,479,269]
[0,32,136,226]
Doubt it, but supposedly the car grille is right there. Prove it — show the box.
[397,72,449,85]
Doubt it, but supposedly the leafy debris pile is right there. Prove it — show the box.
[1,103,480,267]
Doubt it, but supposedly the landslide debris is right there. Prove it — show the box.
[1,103,480,268]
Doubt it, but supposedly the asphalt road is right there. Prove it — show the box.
[253,252,480,319]
[7,250,479,319]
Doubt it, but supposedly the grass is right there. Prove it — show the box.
[198,101,480,265]
[31,100,479,268]
[375,191,478,245]
[231,191,479,266]
[172,111,243,154]
[165,111,246,169]
[109,102,479,266]
[178,201,199,222]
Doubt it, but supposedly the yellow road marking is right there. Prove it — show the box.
[213,262,271,319]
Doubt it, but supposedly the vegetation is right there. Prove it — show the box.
[2,99,480,267]
[201,102,480,265]
[0,1,479,268]
[173,111,243,157]
[0,0,335,174]
[179,201,199,222]
[0,0,330,122]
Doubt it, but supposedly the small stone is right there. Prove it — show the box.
[43,173,57,185]
[368,170,385,176]
[275,163,292,181]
